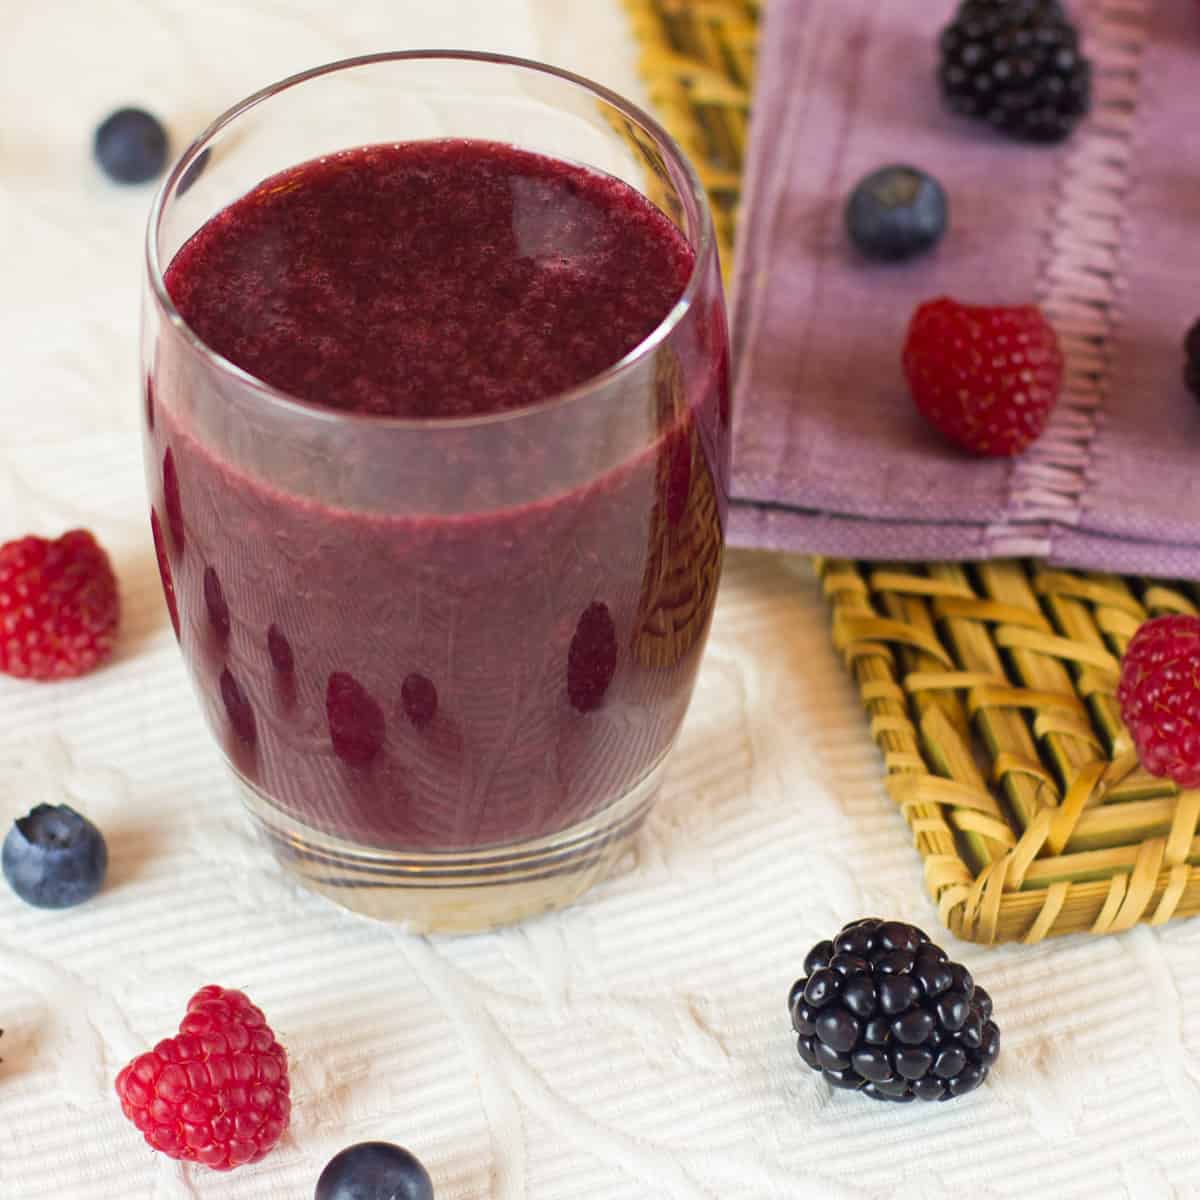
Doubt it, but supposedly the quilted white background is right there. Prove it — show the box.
[3,2,1200,1197]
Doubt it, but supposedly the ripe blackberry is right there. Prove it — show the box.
[788,919,1000,1103]
[1185,319,1200,401]
[938,0,1091,144]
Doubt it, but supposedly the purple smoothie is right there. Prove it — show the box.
[148,139,728,850]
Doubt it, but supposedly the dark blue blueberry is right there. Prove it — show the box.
[2,804,107,909]
[94,108,169,185]
[845,165,948,262]
[315,1142,434,1200]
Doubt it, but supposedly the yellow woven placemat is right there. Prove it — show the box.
[624,0,1200,944]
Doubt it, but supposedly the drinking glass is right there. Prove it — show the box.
[142,51,730,932]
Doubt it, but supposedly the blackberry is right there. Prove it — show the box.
[938,0,1091,144]
[1185,319,1200,401]
[788,919,1000,1103]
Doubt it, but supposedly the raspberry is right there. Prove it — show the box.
[115,985,290,1172]
[902,297,1063,456]
[1117,615,1200,789]
[0,529,120,679]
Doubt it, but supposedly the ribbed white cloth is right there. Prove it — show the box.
[3,3,1200,1197]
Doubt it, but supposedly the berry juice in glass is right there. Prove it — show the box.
[142,52,730,932]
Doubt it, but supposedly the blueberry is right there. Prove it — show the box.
[315,1142,434,1200]
[845,165,948,262]
[94,107,169,184]
[2,804,107,908]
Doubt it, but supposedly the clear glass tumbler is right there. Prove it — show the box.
[142,51,730,932]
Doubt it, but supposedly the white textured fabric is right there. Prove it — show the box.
[3,3,1200,1198]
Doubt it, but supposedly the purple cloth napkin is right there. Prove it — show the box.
[729,0,1200,576]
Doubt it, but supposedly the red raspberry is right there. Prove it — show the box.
[115,985,291,1172]
[1117,615,1200,789]
[0,529,120,680]
[902,297,1063,456]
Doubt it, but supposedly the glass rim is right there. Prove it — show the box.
[145,48,718,432]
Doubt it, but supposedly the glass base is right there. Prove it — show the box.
[234,756,666,933]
